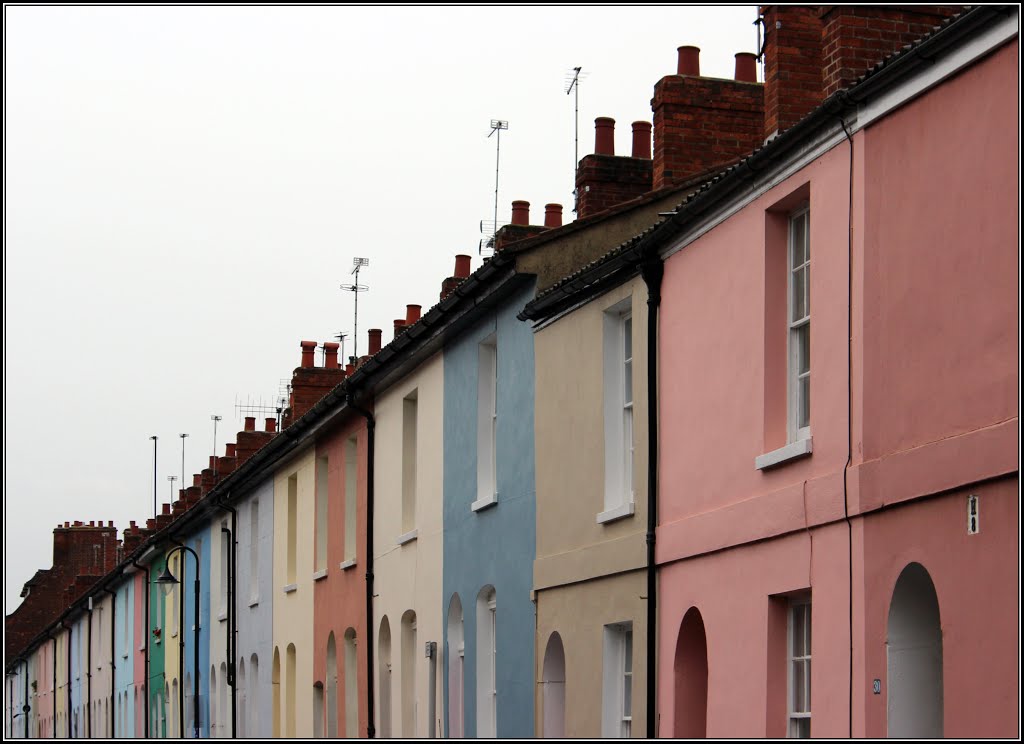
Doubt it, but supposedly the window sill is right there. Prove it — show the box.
[339,559,357,571]
[217,611,228,623]
[755,436,813,470]
[397,529,418,546]
[282,583,298,594]
[597,501,635,525]
[471,494,498,513]
[312,569,329,582]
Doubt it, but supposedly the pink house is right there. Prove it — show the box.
[649,6,1017,739]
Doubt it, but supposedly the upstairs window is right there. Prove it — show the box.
[475,336,498,510]
[402,391,418,535]
[788,208,810,442]
[601,300,635,523]
[343,437,358,563]
[315,456,329,573]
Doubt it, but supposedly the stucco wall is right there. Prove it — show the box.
[533,276,648,590]
[234,479,274,738]
[535,570,648,738]
[442,278,537,738]
[273,448,316,738]
[313,414,369,738]
[373,353,444,738]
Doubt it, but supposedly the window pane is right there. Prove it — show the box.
[803,213,810,261]
[624,631,632,673]
[799,376,810,430]
[791,215,806,268]
[623,317,632,361]
[793,660,806,712]
[790,717,810,738]
[797,325,810,375]
[623,673,632,714]
[792,266,806,321]
[791,607,804,656]
[624,360,632,405]
[804,265,811,315]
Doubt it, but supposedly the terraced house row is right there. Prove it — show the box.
[6,6,1019,739]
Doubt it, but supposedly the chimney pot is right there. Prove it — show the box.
[209,456,218,469]
[323,342,340,368]
[594,117,615,156]
[265,418,277,433]
[146,518,156,530]
[193,474,202,487]
[511,200,530,226]
[225,443,236,458]
[108,520,113,527]
[454,254,471,279]
[368,328,383,355]
[394,319,406,335]
[244,416,256,432]
[677,45,700,76]
[90,521,95,527]
[543,204,563,228]
[735,52,757,83]
[631,121,652,159]
[300,340,317,368]
[161,503,170,515]
[405,305,422,325]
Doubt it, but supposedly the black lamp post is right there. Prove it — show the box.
[155,546,200,739]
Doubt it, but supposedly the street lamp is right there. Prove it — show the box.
[155,546,200,739]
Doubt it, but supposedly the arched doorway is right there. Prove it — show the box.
[541,632,566,737]
[446,594,465,738]
[379,616,392,738]
[673,607,708,738]
[887,562,943,737]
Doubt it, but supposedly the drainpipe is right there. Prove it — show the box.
[347,388,376,738]
[640,256,663,738]
[21,659,29,740]
[216,502,238,739]
[130,558,151,738]
[86,601,93,738]
[102,586,118,737]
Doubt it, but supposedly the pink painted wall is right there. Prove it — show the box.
[312,412,370,738]
[656,35,1018,739]
[853,478,1018,737]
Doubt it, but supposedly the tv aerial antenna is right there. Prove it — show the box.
[481,119,509,255]
[334,332,348,367]
[565,66,587,213]
[340,258,369,359]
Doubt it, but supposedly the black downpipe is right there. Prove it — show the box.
[641,257,663,738]
[130,558,151,739]
[102,587,118,737]
[216,502,238,739]
[22,659,29,740]
[86,602,92,738]
[837,113,856,737]
[347,390,376,738]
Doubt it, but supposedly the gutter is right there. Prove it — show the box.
[347,390,376,739]
[640,257,663,737]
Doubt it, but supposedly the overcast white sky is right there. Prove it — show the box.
[4,5,759,611]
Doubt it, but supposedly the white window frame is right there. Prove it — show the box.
[473,335,499,511]
[600,300,636,524]
[787,597,811,738]
[788,207,811,443]
[602,622,633,737]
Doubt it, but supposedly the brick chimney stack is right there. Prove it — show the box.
[652,43,764,190]
[282,339,348,428]
[440,254,473,301]
[575,117,654,219]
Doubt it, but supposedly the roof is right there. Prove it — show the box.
[521,5,1010,322]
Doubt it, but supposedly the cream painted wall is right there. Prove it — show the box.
[535,571,648,738]
[373,353,445,738]
[272,448,317,739]
[533,277,649,591]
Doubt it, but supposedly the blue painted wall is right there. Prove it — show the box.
[442,277,536,738]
